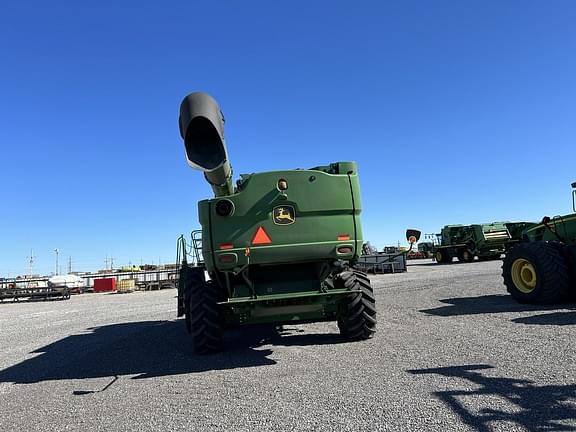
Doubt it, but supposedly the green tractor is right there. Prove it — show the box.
[175,92,423,353]
[432,222,533,264]
[502,182,576,304]
[417,241,435,258]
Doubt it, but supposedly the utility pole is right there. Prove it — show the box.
[54,248,59,275]
[68,256,72,274]
[27,249,36,278]
[110,257,115,271]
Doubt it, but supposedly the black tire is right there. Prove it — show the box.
[435,249,452,264]
[336,270,377,340]
[502,242,570,304]
[457,249,474,263]
[188,279,224,353]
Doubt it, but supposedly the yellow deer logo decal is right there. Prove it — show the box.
[273,206,296,225]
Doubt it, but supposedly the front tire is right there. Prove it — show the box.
[336,270,377,340]
[502,242,570,304]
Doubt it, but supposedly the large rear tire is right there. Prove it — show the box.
[188,280,224,354]
[336,270,377,340]
[502,242,570,304]
[457,249,474,263]
[435,249,452,264]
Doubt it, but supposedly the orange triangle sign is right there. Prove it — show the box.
[252,226,272,245]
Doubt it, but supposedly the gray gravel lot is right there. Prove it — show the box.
[1,259,575,432]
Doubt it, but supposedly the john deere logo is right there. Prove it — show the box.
[273,206,295,225]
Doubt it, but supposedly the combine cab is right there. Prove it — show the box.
[502,182,576,304]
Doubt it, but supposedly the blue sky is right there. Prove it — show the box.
[1,1,575,276]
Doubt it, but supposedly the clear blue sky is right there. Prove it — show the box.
[1,1,575,276]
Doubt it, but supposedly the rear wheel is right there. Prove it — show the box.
[457,249,474,263]
[435,249,452,264]
[502,242,570,304]
[336,270,377,340]
[188,280,224,353]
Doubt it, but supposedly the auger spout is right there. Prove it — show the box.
[179,92,233,196]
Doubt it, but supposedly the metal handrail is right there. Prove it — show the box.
[191,230,203,264]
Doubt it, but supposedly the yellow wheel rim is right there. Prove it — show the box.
[511,258,537,293]
[436,251,443,262]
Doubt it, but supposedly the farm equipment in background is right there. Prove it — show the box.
[356,232,422,273]
[417,241,435,258]
[502,182,576,304]
[421,222,535,264]
[0,283,70,302]
[175,92,413,353]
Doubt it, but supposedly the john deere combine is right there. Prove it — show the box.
[502,182,576,304]
[175,92,419,353]
[430,222,530,264]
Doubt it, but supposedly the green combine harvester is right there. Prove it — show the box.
[422,222,534,264]
[175,92,422,353]
[502,182,576,304]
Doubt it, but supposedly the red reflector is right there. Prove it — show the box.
[252,226,272,245]
[220,243,234,250]
[219,254,236,263]
[337,246,353,254]
[337,234,350,241]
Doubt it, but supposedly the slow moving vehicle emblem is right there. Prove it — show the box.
[273,206,295,225]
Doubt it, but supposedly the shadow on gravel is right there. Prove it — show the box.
[0,320,346,386]
[408,364,576,431]
[420,295,567,317]
[512,311,576,326]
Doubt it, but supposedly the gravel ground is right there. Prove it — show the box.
[1,259,575,432]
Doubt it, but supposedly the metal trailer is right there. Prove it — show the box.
[0,285,70,303]
[355,252,407,273]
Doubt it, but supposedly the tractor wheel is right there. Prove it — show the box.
[463,250,474,262]
[188,279,224,353]
[457,249,474,263]
[435,249,451,264]
[336,270,377,340]
[502,242,570,304]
